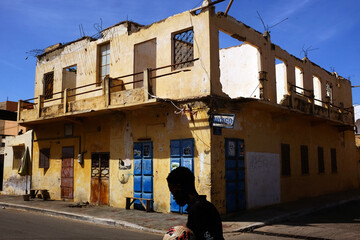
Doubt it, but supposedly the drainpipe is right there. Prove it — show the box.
[30,130,34,195]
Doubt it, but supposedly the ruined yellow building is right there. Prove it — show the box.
[17,3,360,214]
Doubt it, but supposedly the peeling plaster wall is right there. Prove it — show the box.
[220,44,260,99]
[34,10,213,109]
[109,103,211,213]
[30,102,211,213]
[23,7,359,215]
[2,130,32,195]
[246,152,280,209]
[211,104,359,214]
[213,14,353,109]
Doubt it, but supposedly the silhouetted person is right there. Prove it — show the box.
[167,166,224,240]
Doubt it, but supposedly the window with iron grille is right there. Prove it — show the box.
[98,43,110,85]
[39,148,50,168]
[331,148,337,173]
[91,153,110,179]
[317,147,325,173]
[281,143,291,176]
[44,72,54,100]
[300,145,309,175]
[12,145,25,170]
[173,29,194,69]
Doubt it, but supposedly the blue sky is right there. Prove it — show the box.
[1,0,359,104]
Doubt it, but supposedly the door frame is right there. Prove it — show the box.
[90,152,110,205]
[170,138,194,214]
[61,146,74,199]
[133,142,153,210]
[225,138,246,213]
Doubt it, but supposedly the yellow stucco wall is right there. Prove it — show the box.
[2,130,33,195]
[109,103,211,212]
[21,6,359,216]
[211,102,360,214]
[30,102,211,213]
[34,10,213,107]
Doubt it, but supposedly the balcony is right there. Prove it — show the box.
[280,83,354,126]
[18,59,198,124]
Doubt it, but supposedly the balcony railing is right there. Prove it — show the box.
[18,58,199,122]
[282,83,354,125]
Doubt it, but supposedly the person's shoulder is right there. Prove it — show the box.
[192,195,218,211]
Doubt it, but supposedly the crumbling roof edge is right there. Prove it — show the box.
[37,36,96,59]
[101,20,144,33]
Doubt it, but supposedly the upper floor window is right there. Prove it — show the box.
[44,72,54,100]
[173,29,194,69]
[98,43,110,85]
[295,67,303,94]
[326,82,333,103]
[275,58,287,104]
[313,76,322,106]
[62,65,77,91]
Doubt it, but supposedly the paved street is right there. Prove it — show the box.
[225,200,360,240]
[0,191,359,240]
[0,208,162,240]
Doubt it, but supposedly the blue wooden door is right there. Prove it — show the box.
[225,139,246,212]
[170,138,194,214]
[133,142,153,210]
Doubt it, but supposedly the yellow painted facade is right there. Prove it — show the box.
[17,4,359,214]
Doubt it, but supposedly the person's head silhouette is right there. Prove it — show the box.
[167,166,197,206]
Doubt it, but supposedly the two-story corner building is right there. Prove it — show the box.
[17,3,359,214]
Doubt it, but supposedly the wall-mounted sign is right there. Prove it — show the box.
[210,114,235,128]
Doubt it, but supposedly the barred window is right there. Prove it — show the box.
[44,72,54,100]
[39,148,50,169]
[173,29,194,69]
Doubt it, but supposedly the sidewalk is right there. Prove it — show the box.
[0,189,359,235]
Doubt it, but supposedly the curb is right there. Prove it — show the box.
[2,194,359,235]
[223,196,360,233]
[0,202,165,235]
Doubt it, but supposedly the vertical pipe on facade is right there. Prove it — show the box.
[17,100,21,122]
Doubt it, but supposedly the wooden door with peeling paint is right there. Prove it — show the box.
[90,153,109,205]
[61,146,74,199]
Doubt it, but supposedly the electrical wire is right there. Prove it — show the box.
[249,82,261,98]
[145,90,185,114]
